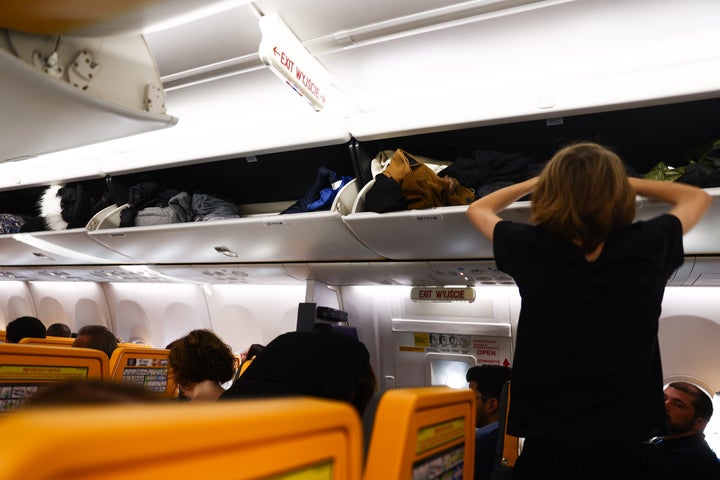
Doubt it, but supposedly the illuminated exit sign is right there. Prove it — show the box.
[410,288,476,303]
[258,13,331,111]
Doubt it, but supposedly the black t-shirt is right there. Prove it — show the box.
[494,214,684,442]
[655,433,720,479]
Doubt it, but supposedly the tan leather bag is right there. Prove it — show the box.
[382,149,474,209]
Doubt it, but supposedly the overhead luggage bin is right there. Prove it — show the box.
[0,230,134,266]
[89,210,382,264]
[344,183,719,262]
[88,178,382,264]
[96,69,353,175]
[0,30,177,164]
[344,195,531,261]
[636,187,720,256]
[344,96,720,262]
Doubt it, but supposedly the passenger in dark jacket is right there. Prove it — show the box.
[654,382,720,480]
[220,330,377,415]
[466,364,513,480]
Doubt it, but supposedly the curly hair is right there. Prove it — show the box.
[168,329,236,388]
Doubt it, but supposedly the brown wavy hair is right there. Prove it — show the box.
[531,142,635,253]
[168,329,236,388]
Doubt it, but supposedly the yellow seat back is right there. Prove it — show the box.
[0,343,107,412]
[363,386,476,480]
[19,336,75,347]
[0,397,363,480]
[109,345,176,398]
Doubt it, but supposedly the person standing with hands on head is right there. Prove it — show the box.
[466,142,712,480]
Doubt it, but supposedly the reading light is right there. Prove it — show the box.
[142,0,253,34]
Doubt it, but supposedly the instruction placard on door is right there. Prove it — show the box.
[398,332,512,367]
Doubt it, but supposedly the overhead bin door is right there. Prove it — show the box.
[89,211,382,264]
[344,203,531,261]
[0,230,134,266]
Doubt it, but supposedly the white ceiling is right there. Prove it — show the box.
[143,0,555,89]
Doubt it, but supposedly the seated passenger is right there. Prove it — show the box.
[654,382,720,479]
[466,364,513,480]
[167,329,236,401]
[241,343,265,363]
[22,380,167,406]
[72,325,119,359]
[238,343,265,377]
[6,316,46,343]
[220,330,377,415]
[46,322,72,337]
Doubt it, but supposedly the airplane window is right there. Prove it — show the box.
[429,359,472,389]
[705,393,720,455]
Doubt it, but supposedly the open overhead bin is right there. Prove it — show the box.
[0,141,380,266]
[0,29,177,164]
[86,143,382,264]
[343,97,720,261]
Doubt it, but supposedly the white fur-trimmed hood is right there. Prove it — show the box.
[39,184,68,231]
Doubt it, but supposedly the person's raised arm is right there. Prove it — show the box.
[628,177,712,234]
[466,177,538,242]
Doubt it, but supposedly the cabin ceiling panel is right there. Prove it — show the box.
[156,264,307,285]
[144,6,262,80]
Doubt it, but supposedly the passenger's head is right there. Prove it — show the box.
[23,380,165,407]
[72,325,119,359]
[168,329,236,397]
[531,142,635,254]
[6,316,46,343]
[241,343,265,363]
[46,323,72,337]
[664,382,714,436]
[466,364,513,427]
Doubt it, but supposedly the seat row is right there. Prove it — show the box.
[0,381,476,479]
[0,341,176,413]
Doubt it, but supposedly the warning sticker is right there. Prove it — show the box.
[471,337,512,366]
[0,365,88,381]
[416,418,465,454]
[396,331,512,366]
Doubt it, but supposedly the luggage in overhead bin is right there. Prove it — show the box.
[676,139,720,187]
[281,166,354,214]
[364,149,475,213]
[20,180,115,232]
[0,214,30,234]
[362,147,537,214]
[84,143,383,264]
[346,98,720,261]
